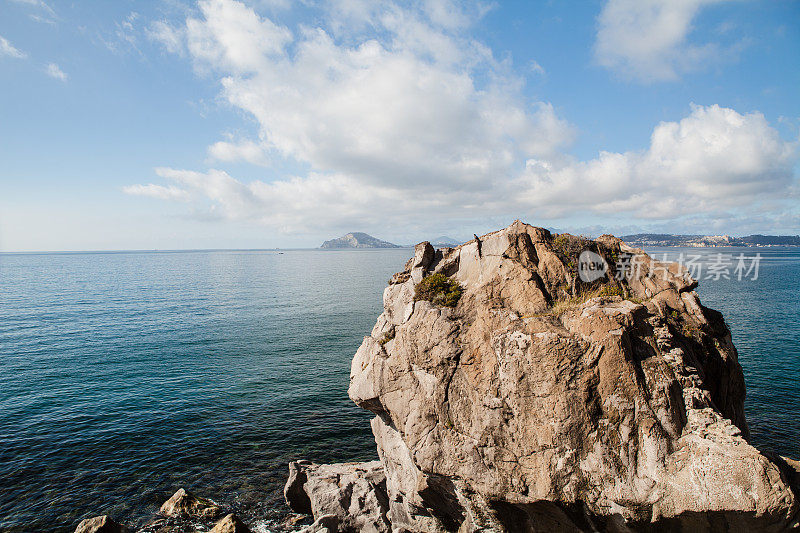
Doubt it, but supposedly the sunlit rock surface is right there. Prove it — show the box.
[291,220,799,532]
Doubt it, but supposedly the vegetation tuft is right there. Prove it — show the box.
[552,233,593,271]
[414,273,463,308]
[379,329,395,346]
[535,283,627,317]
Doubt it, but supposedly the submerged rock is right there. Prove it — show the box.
[290,220,800,532]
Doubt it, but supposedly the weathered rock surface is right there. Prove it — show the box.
[74,515,130,533]
[285,460,391,532]
[290,220,800,532]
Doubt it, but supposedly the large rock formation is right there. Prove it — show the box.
[287,221,799,532]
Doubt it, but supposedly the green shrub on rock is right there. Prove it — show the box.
[413,273,463,308]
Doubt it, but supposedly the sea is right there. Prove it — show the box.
[0,247,798,532]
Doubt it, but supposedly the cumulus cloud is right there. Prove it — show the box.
[516,105,799,218]
[130,167,483,231]
[129,0,797,235]
[594,0,729,82]
[152,0,572,187]
[130,104,798,232]
[44,62,67,81]
[0,36,26,59]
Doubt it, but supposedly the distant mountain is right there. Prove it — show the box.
[738,234,800,246]
[429,236,461,248]
[320,232,401,249]
[621,233,800,247]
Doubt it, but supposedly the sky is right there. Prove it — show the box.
[0,0,798,251]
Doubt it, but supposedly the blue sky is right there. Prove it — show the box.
[1,0,798,251]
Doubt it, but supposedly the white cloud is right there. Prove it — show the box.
[8,0,57,24]
[183,0,571,184]
[129,104,798,233]
[44,62,67,81]
[208,140,270,166]
[529,60,545,76]
[9,0,53,9]
[129,0,797,235]
[0,36,26,59]
[99,11,145,56]
[131,167,463,231]
[147,20,186,55]
[185,0,292,74]
[594,0,729,82]
[122,183,191,202]
[516,105,799,218]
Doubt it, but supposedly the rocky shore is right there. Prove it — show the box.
[284,221,800,532]
[74,488,252,533]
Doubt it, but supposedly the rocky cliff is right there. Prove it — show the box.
[286,220,800,532]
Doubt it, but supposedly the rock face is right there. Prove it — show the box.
[320,232,400,249]
[290,221,800,532]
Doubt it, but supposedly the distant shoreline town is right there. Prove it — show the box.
[320,231,800,249]
[620,233,800,247]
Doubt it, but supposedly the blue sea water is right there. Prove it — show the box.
[0,247,798,532]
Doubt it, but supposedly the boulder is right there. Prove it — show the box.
[74,515,129,533]
[284,460,391,532]
[158,488,223,520]
[209,513,251,533]
[341,221,799,531]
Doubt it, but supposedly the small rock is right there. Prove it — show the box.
[209,513,250,533]
[74,515,129,533]
[159,488,223,520]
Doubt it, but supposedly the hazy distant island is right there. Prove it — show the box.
[320,232,401,249]
[428,236,461,248]
[622,233,800,247]
[320,233,465,249]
